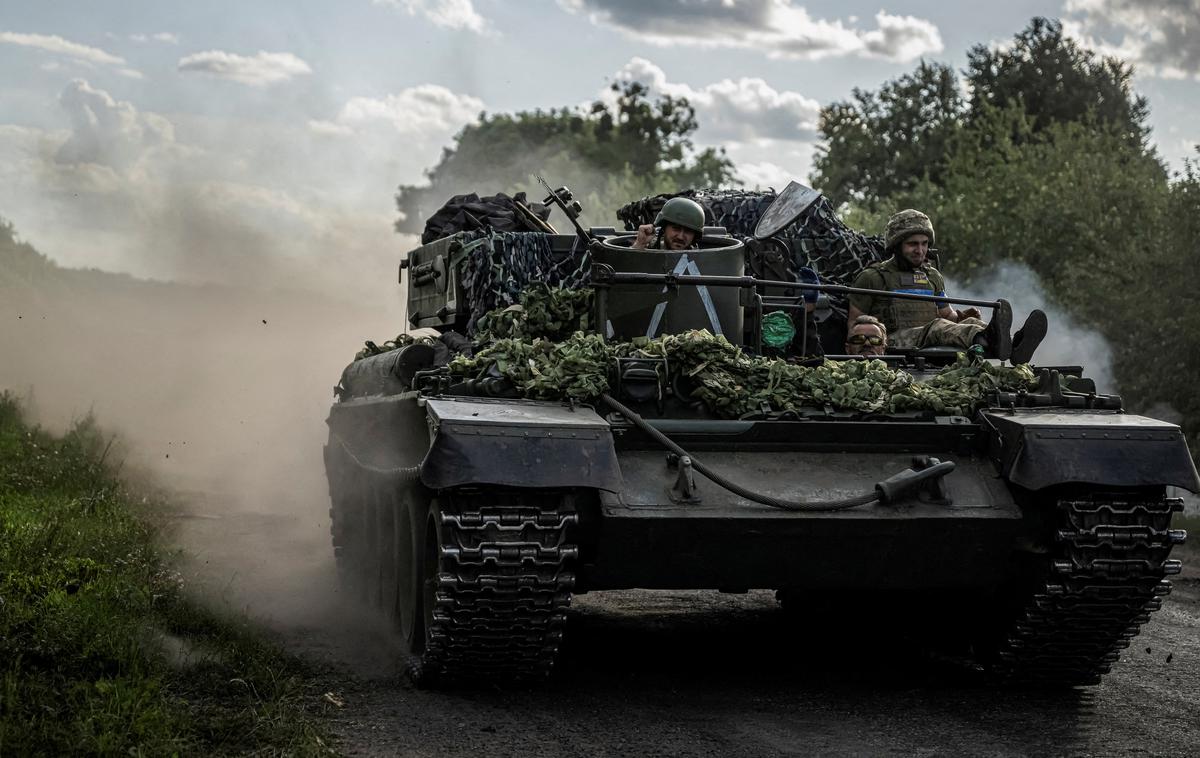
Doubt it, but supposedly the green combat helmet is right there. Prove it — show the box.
[654,197,706,236]
[884,209,935,252]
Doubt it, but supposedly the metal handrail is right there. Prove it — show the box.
[590,265,999,310]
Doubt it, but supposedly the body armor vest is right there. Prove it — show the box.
[867,260,941,332]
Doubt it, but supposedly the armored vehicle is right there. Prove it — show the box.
[324,183,1195,687]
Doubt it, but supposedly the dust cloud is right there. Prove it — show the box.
[948,261,1116,392]
[0,238,411,647]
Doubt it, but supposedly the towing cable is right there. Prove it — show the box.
[601,393,955,512]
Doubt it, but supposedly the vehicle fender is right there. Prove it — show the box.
[983,410,1200,492]
[420,397,622,492]
[326,392,430,475]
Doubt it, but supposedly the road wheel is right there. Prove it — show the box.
[401,498,445,688]
[390,486,428,653]
[420,500,443,649]
[358,483,381,607]
[373,484,396,612]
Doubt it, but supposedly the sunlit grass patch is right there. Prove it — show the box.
[0,392,333,756]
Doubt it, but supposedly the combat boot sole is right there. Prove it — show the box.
[1010,309,1048,365]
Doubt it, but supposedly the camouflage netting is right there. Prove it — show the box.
[616,189,886,286]
[449,288,1037,418]
[458,230,590,335]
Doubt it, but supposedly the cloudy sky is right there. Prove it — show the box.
[1,0,1197,293]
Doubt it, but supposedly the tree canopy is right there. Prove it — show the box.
[965,18,1151,148]
[811,18,1159,210]
[811,61,963,209]
[395,81,734,234]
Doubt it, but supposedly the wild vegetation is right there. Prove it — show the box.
[812,18,1200,455]
[0,394,331,756]
[394,80,735,232]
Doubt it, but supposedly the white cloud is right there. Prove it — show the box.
[559,1,942,61]
[0,79,444,298]
[177,50,312,86]
[861,12,943,63]
[0,30,126,65]
[1065,0,1200,79]
[373,0,490,34]
[612,57,820,143]
[307,119,356,137]
[130,32,180,44]
[54,79,174,169]
[314,84,484,136]
[736,160,792,190]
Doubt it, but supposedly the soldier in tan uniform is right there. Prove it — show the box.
[848,209,1047,364]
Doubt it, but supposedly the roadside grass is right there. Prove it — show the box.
[0,393,334,756]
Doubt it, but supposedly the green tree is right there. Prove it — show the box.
[898,108,1166,326]
[964,17,1151,150]
[810,61,963,209]
[810,18,1161,210]
[395,81,734,234]
[1115,153,1200,449]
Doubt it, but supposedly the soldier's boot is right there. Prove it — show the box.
[1009,309,1048,365]
[972,299,1013,361]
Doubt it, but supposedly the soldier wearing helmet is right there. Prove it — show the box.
[847,209,1047,363]
[632,196,706,251]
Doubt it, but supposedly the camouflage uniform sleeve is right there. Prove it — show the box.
[848,268,883,315]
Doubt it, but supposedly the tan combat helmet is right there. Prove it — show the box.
[885,209,935,252]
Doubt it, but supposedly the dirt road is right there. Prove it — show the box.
[177,509,1200,758]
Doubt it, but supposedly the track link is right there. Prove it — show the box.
[420,489,578,683]
[991,494,1186,686]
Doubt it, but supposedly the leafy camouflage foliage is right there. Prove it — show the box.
[450,290,1036,418]
[475,284,593,343]
[449,332,614,400]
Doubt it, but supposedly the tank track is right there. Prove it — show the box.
[991,493,1187,686]
[417,489,578,684]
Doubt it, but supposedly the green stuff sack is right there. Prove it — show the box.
[761,311,796,348]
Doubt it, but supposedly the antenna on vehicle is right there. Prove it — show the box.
[536,175,592,246]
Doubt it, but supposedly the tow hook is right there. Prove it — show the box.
[667,453,702,504]
[874,456,955,506]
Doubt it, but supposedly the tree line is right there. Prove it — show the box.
[812,18,1200,453]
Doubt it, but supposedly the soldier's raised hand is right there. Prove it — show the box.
[633,223,655,249]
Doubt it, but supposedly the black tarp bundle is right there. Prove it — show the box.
[421,191,552,244]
